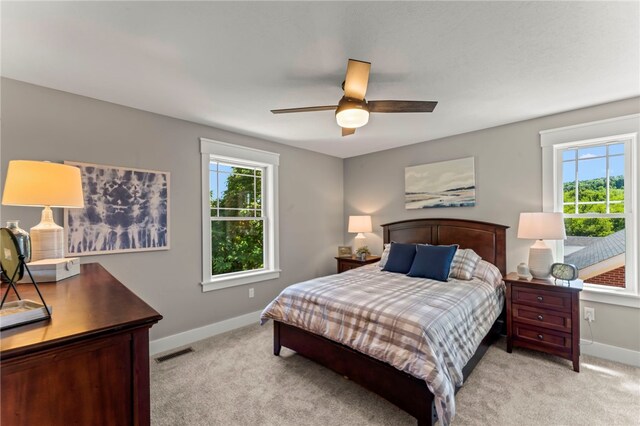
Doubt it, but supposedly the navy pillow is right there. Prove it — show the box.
[407,244,458,282]
[382,243,417,274]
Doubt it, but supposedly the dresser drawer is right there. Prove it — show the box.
[512,286,571,312]
[513,323,571,352]
[512,304,572,333]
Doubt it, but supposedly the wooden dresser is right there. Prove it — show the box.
[0,263,162,425]
[505,272,582,372]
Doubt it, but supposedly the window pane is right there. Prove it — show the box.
[562,161,576,203]
[563,204,575,214]
[564,218,625,288]
[577,157,606,201]
[609,155,624,204]
[564,217,622,237]
[608,143,624,155]
[578,145,606,159]
[218,163,233,173]
[219,172,255,209]
[577,203,605,214]
[256,176,262,210]
[211,220,264,275]
[610,202,624,213]
[562,149,576,161]
[209,172,218,209]
[218,208,259,217]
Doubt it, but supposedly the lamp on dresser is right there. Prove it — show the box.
[2,160,84,261]
[517,212,566,279]
[348,215,372,252]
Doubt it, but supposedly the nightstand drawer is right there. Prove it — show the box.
[339,263,360,273]
[336,256,381,274]
[512,304,571,333]
[513,323,571,352]
[512,286,571,312]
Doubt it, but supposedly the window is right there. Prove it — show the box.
[558,140,631,289]
[200,138,279,291]
[541,114,639,307]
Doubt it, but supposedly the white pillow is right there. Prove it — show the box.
[379,243,391,268]
[449,249,482,280]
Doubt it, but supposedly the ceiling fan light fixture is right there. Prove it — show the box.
[335,97,369,129]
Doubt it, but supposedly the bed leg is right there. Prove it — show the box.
[273,321,281,356]
[416,401,435,426]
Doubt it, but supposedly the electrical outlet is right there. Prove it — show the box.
[249,288,254,298]
[584,307,595,322]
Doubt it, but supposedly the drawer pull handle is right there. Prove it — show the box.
[537,334,544,340]
[537,315,544,321]
[537,296,543,302]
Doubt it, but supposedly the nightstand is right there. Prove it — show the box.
[335,255,381,273]
[505,272,583,372]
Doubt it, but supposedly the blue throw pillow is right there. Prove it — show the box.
[382,243,417,274]
[407,244,458,282]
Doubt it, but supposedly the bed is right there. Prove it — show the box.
[262,218,508,426]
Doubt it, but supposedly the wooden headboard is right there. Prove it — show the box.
[381,218,509,276]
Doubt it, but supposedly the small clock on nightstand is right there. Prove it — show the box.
[550,262,579,285]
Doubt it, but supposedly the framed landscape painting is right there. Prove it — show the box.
[64,161,170,256]
[405,157,476,209]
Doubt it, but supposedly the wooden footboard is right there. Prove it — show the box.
[274,320,436,425]
[273,313,503,426]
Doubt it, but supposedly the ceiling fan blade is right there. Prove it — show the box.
[343,59,371,100]
[368,100,438,113]
[342,127,356,137]
[271,105,337,114]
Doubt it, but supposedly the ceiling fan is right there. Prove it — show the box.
[271,59,438,136]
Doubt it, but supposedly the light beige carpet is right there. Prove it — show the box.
[151,323,640,425]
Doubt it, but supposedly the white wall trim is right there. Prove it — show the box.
[200,137,280,165]
[581,339,640,367]
[201,269,281,292]
[539,113,640,145]
[149,309,263,356]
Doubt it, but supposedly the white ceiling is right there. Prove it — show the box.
[2,1,639,158]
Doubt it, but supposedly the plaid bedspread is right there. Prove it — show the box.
[261,264,504,425]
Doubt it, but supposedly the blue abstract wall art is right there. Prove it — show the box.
[64,161,170,255]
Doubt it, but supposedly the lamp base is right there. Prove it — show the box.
[354,233,366,253]
[528,240,554,279]
[30,206,64,262]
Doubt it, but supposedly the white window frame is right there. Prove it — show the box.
[541,114,639,308]
[200,138,280,292]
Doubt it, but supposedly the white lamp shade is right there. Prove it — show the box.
[517,212,566,240]
[2,161,84,208]
[348,215,372,233]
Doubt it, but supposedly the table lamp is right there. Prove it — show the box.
[2,161,84,261]
[348,215,372,253]
[517,212,566,279]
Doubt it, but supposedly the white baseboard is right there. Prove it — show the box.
[581,339,640,367]
[149,309,263,356]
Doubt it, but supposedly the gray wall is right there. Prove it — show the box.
[344,97,640,351]
[0,78,344,340]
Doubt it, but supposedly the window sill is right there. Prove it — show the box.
[580,286,640,309]
[201,269,281,292]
